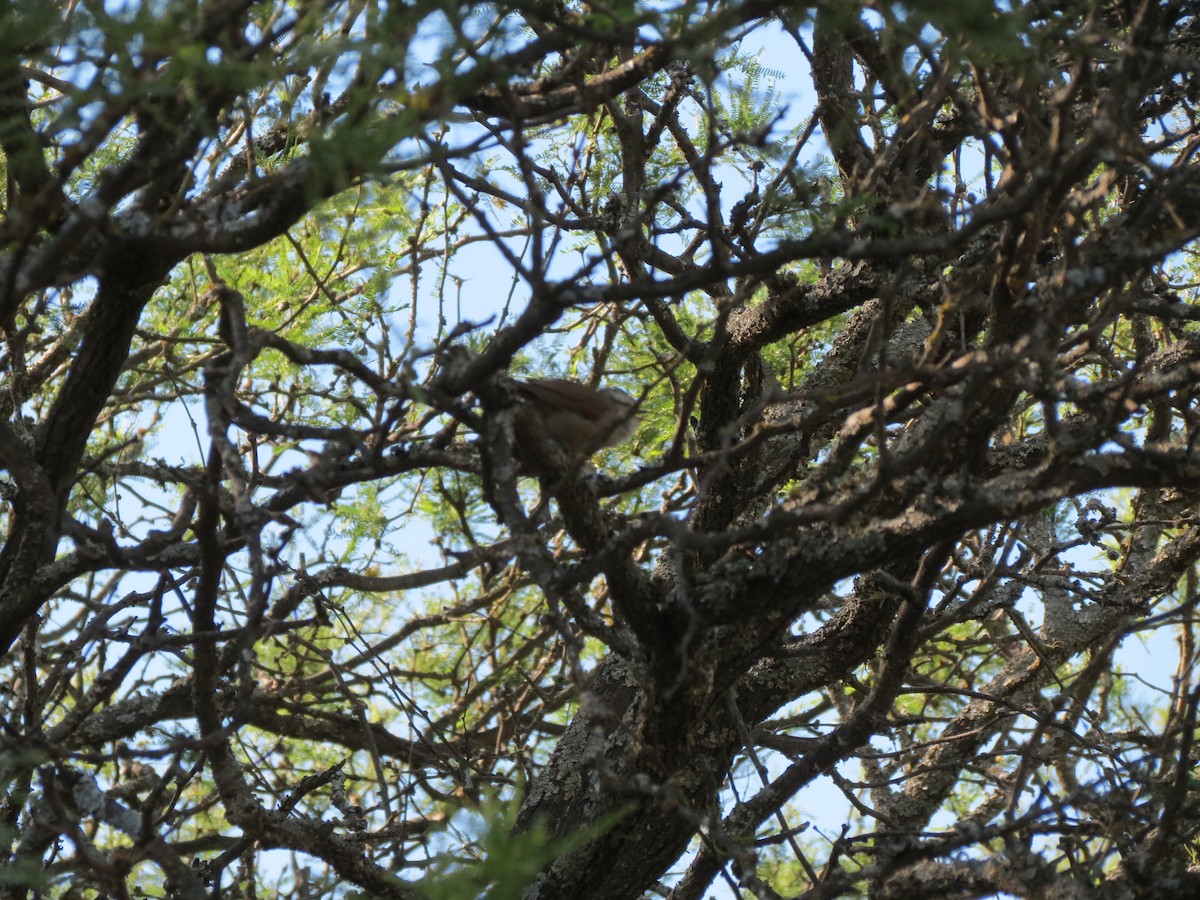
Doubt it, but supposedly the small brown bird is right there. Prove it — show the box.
[515,378,640,458]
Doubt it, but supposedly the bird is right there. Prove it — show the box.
[514,378,640,458]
